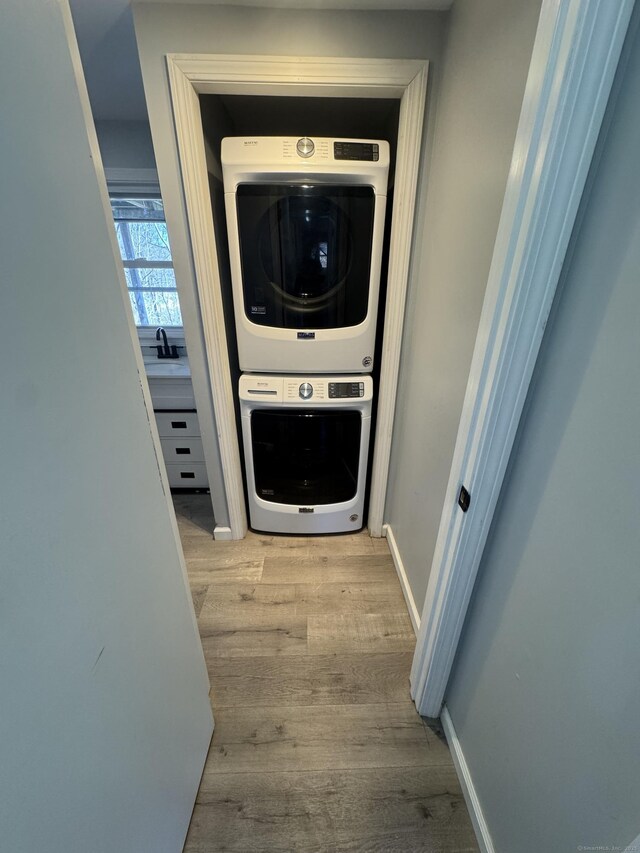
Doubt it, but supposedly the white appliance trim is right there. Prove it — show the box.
[441,706,496,853]
[166,53,429,539]
[410,0,636,718]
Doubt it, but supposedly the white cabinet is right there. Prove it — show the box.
[147,373,209,490]
[154,411,201,437]
[165,461,209,488]
[160,436,205,463]
[147,378,196,410]
[161,436,208,487]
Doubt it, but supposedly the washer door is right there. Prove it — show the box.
[236,184,375,330]
[250,409,361,505]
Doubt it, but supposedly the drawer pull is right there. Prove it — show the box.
[175,447,191,455]
[180,472,196,479]
[171,420,187,429]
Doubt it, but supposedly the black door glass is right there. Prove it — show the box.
[251,410,361,505]
[236,185,375,330]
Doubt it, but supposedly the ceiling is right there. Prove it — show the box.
[69,0,452,121]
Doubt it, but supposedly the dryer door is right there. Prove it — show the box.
[236,184,375,330]
[250,409,361,505]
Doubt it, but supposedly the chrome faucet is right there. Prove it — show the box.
[155,327,179,359]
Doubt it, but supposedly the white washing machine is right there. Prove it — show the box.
[222,137,389,374]
[239,374,373,534]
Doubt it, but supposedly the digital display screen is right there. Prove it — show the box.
[329,382,365,398]
[334,142,380,162]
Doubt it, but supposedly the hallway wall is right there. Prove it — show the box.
[0,3,213,849]
[384,0,542,616]
[132,2,448,530]
[95,119,157,171]
[446,13,640,851]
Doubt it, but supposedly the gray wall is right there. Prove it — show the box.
[132,2,447,530]
[385,0,542,613]
[95,119,157,171]
[446,15,640,852]
[0,3,213,850]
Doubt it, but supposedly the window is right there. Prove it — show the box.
[110,196,182,327]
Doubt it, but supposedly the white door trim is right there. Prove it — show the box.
[411,0,635,718]
[166,54,428,539]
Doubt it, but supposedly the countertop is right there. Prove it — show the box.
[143,356,191,379]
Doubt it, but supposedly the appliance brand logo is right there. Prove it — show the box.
[251,305,266,315]
[244,140,258,145]
[299,507,315,513]
[297,332,316,340]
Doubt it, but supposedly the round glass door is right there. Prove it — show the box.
[259,194,352,312]
[236,183,375,330]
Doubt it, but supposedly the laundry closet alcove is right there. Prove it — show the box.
[166,54,429,539]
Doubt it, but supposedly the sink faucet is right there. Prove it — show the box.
[155,327,179,359]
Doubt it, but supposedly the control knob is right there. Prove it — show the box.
[299,382,313,400]
[296,137,315,158]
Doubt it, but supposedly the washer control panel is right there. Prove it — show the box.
[285,380,325,401]
[296,137,315,158]
[329,381,366,399]
[240,375,372,405]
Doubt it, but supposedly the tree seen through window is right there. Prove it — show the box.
[110,196,183,327]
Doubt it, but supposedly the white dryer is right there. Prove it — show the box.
[222,137,389,374]
[239,374,373,534]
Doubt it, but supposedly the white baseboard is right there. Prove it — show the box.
[441,706,495,853]
[383,524,421,634]
[213,525,232,541]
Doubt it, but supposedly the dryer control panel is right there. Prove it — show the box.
[221,137,390,195]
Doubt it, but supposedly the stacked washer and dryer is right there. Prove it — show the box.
[221,136,390,533]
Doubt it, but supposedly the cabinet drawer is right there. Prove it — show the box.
[155,411,201,438]
[148,378,196,410]
[166,462,209,488]
[161,437,205,463]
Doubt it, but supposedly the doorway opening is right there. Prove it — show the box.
[197,93,400,532]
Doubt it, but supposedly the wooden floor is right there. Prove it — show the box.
[173,494,479,853]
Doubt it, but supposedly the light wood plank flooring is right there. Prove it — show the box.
[173,494,479,853]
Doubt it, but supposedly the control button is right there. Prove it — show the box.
[297,137,315,158]
[299,382,313,400]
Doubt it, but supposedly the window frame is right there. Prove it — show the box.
[107,176,184,336]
